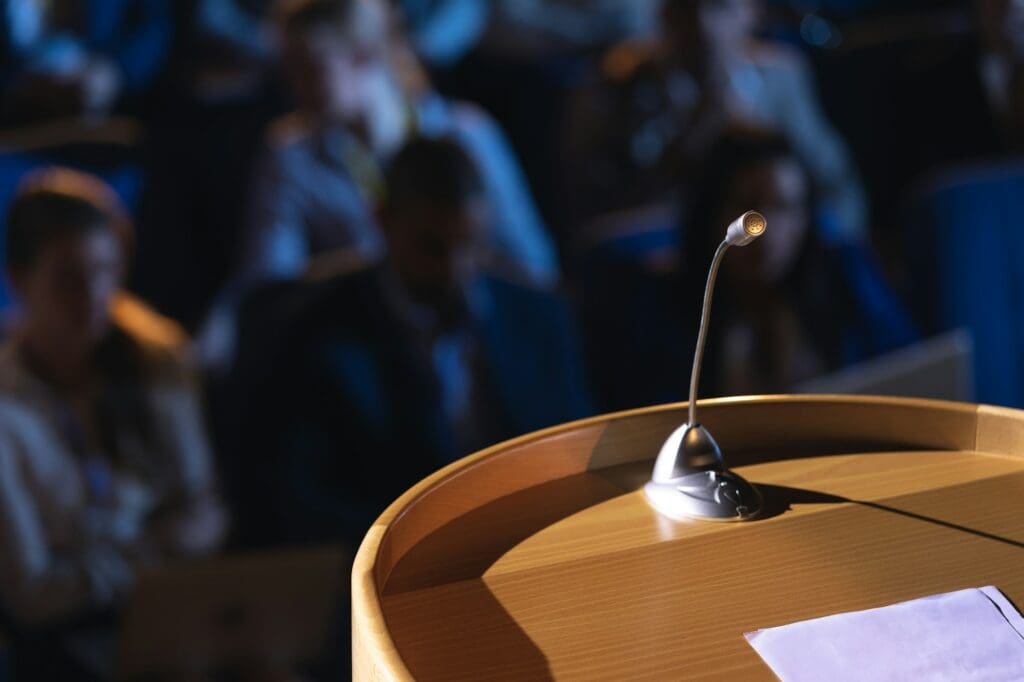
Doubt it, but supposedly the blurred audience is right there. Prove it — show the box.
[238,0,557,286]
[228,137,590,547]
[679,129,916,396]
[2,0,1024,675]
[421,1,662,256]
[195,0,559,370]
[0,0,172,123]
[4,0,1024,676]
[567,0,866,243]
[0,169,225,673]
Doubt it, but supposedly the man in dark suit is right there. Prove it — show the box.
[230,137,591,548]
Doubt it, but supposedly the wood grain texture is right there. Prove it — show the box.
[351,396,1024,680]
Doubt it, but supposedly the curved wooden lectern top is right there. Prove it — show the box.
[351,396,1024,681]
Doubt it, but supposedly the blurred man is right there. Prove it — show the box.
[196,0,557,371]
[238,0,557,285]
[229,137,590,548]
[0,168,225,678]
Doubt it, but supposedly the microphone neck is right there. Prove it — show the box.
[689,239,731,426]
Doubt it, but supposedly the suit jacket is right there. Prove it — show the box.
[231,264,591,547]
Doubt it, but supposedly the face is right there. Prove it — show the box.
[384,198,487,310]
[285,31,379,120]
[283,1,391,120]
[11,227,124,353]
[664,0,759,62]
[976,0,1024,59]
[720,158,809,285]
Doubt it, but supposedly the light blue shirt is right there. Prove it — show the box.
[240,96,560,285]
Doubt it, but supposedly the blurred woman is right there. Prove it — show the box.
[0,168,226,635]
[567,0,865,241]
[681,129,917,396]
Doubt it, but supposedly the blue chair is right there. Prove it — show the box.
[906,161,1024,408]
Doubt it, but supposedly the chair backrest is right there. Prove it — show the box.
[906,161,1024,408]
[577,202,687,411]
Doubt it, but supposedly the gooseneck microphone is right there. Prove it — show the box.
[687,210,766,427]
[645,211,766,521]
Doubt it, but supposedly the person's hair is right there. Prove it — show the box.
[5,167,131,272]
[680,127,843,383]
[383,136,484,212]
[277,0,356,37]
[6,168,157,473]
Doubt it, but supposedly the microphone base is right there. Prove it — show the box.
[644,469,763,522]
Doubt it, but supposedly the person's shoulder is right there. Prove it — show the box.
[109,292,193,382]
[0,347,41,435]
[0,345,57,444]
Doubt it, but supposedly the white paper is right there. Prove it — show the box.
[745,586,1024,681]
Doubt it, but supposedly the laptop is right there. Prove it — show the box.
[795,329,974,402]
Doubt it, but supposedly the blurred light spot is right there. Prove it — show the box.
[800,14,842,48]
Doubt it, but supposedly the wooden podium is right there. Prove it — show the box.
[351,396,1024,680]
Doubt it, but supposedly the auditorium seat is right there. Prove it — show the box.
[905,161,1024,408]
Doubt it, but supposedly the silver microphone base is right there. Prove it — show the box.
[644,469,763,522]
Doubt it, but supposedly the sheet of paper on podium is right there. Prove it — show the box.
[746,586,1024,681]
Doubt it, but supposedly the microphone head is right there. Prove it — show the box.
[725,210,767,246]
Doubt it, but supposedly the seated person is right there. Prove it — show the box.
[231,137,590,548]
[240,0,557,286]
[198,0,557,370]
[0,0,172,122]
[678,129,916,396]
[567,0,865,242]
[0,170,226,648]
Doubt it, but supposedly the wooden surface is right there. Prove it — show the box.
[352,396,1024,681]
